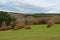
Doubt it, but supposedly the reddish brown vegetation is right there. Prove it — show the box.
[47,18,55,28]
[13,24,25,30]
[13,19,31,30]
[0,21,7,31]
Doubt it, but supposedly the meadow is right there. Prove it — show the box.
[0,24,60,40]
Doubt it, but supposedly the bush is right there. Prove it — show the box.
[25,16,34,25]
[47,19,55,28]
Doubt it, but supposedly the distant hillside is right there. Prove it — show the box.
[0,11,60,18]
[25,13,60,17]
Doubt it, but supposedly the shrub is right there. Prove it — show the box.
[47,19,55,28]
[13,19,25,30]
[0,21,7,31]
[25,16,34,25]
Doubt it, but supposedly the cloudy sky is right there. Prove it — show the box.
[0,0,60,13]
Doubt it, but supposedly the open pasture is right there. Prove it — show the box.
[0,24,60,40]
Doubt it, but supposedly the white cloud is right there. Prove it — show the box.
[0,0,60,13]
[45,7,60,13]
[10,0,60,13]
[11,0,60,7]
[0,0,7,4]
[0,9,16,12]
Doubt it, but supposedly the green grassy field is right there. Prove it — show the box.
[0,24,60,40]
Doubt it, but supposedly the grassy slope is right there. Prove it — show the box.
[0,24,60,40]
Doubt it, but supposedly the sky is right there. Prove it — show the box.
[0,0,60,13]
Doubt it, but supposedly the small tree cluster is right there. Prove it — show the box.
[0,11,16,26]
